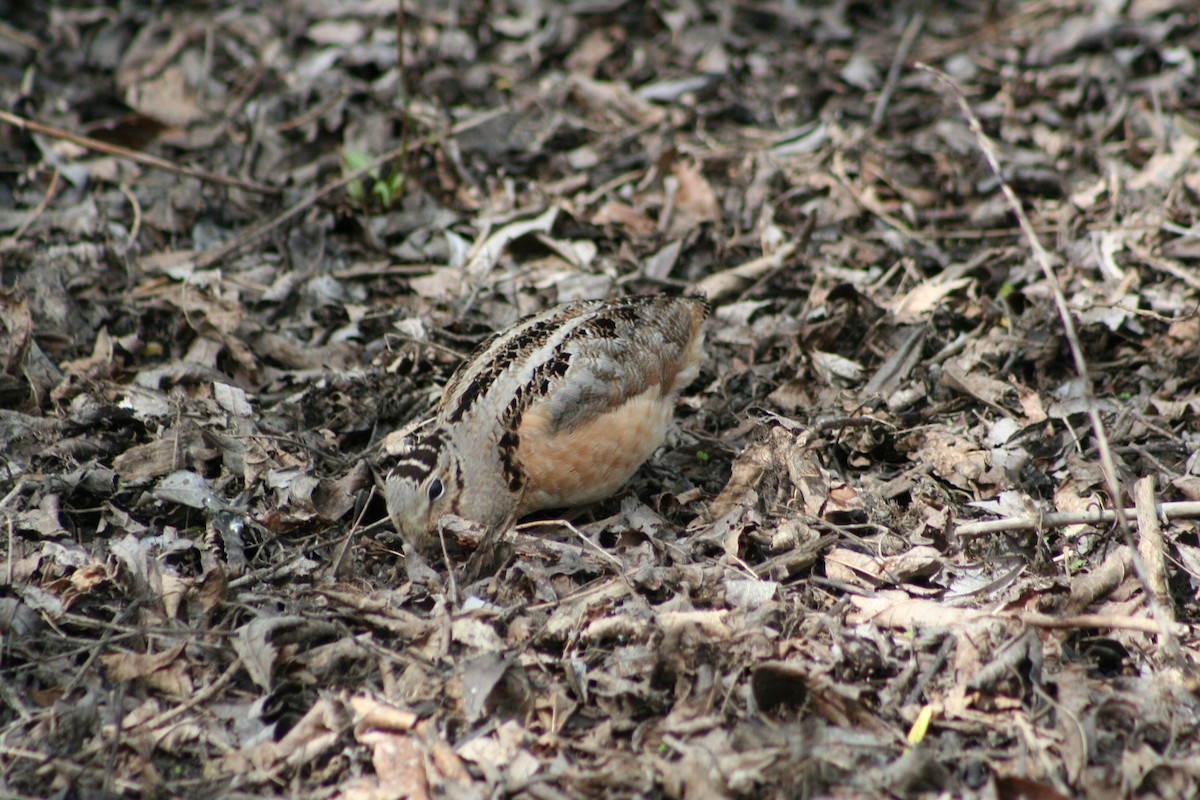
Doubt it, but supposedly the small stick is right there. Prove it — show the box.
[689,241,797,302]
[917,63,1178,658]
[193,144,410,270]
[872,10,925,128]
[1,169,60,249]
[954,500,1200,537]
[0,108,279,197]
[1135,477,1176,626]
[1016,611,1188,637]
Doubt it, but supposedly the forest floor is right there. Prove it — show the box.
[2,1,1200,798]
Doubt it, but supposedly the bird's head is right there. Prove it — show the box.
[383,429,459,549]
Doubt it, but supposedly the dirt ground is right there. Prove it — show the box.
[2,1,1200,798]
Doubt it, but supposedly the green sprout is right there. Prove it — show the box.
[342,148,406,211]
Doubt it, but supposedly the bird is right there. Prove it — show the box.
[384,294,709,549]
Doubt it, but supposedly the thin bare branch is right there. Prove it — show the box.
[917,62,1178,658]
[0,109,280,197]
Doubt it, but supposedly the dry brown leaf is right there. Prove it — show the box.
[569,75,666,125]
[846,591,986,629]
[346,732,430,800]
[903,430,987,491]
[124,65,207,128]
[709,426,864,522]
[565,26,624,75]
[462,653,532,723]
[101,643,193,697]
[313,460,372,521]
[592,200,657,236]
[889,276,973,323]
[0,288,33,376]
[159,571,189,621]
[456,720,540,785]
[465,206,559,277]
[825,545,941,588]
[272,696,352,772]
[810,349,865,386]
[544,580,629,640]
[941,363,1015,410]
[349,696,419,735]
[658,609,733,640]
[112,431,211,484]
[667,159,721,235]
[1014,381,1049,423]
[58,326,114,378]
[451,617,506,652]
[407,268,465,300]
[232,615,308,691]
[101,643,186,681]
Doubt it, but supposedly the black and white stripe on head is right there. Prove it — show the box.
[384,426,463,544]
[388,429,446,482]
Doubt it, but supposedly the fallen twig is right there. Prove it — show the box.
[872,10,925,127]
[1136,477,1176,628]
[0,108,279,197]
[954,500,1200,537]
[0,169,60,250]
[917,62,1178,658]
[192,144,411,270]
[1016,611,1189,638]
[690,241,798,303]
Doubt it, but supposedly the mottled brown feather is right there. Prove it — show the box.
[384,295,708,547]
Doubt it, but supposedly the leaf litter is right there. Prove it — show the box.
[2,1,1200,798]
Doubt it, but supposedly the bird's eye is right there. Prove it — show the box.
[427,478,444,501]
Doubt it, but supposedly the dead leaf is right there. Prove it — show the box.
[101,643,193,698]
[825,545,941,588]
[0,288,33,376]
[232,615,308,691]
[465,206,559,278]
[593,201,657,237]
[667,159,721,234]
[890,276,973,323]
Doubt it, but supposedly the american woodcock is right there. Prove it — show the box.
[384,294,709,548]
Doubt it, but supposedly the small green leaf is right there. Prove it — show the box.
[372,169,406,208]
[387,170,406,195]
[341,150,406,210]
[341,148,374,174]
[341,149,376,205]
[372,180,391,206]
